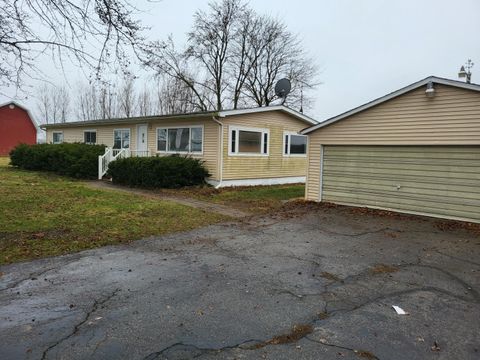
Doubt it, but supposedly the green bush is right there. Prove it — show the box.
[108,156,210,188]
[9,143,106,179]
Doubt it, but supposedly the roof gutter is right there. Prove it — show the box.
[40,112,216,130]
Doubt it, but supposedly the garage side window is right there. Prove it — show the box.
[52,132,63,144]
[84,131,97,145]
[113,129,130,149]
[284,132,307,156]
[229,126,269,156]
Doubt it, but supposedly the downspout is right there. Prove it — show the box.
[212,116,224,188]
[319,145,324,202]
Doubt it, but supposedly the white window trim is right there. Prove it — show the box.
[113,128,131,149]
[83,129,97,145]
[228,125,270,157]
[52,131,63,144]
[283,131,307,157]
[155,125,204,155]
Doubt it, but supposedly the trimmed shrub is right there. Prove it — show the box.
[9,143,106,179]
[108,156,210,188]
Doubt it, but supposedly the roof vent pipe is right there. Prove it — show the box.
[425,82,435,98]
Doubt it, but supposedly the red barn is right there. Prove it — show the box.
[0,102,38,156]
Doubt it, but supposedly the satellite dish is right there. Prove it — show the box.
[275,78,291,101]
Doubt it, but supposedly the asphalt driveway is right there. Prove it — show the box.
[1,203,479,360]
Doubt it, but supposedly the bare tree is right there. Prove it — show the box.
[118,78,136,117]
[155,75,198,115]
[144,37,213,111]
[76,83,100,121]
[36,84,70,123]
[243,20,318,106]
[0,0,146,92]
[243,19,318,109]
[37,85,52,124]
[143,0,319,112]
[185,0,244,110]
[52,86,70,123]
[229,11,273,109]
[137,85,153,116]
[99,84,119,120]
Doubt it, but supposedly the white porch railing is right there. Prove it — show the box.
[130,150,151,157]
[98,148,151,179]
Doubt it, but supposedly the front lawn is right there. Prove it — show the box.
[0,161,228,264]
[165,184,306,214]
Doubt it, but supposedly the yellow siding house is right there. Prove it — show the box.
[42,106,317,187]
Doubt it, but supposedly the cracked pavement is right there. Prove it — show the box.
[1,204,479,359]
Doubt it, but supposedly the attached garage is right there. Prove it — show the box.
[303,76,480,223]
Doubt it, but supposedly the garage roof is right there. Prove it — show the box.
[301,76,480,135]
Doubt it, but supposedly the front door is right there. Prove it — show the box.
[137,125,148,153]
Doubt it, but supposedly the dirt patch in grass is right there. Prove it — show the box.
[159,184,306,214]
[370,264,399,274]
[248,324,314,349]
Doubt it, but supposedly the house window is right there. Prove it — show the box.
[157,129,167,152]
[84,131,97,145]
[156,126,203,153]
[52,132,63,144]
[229,126,269,156]
[284,132,307,156]
[113,129,130,149]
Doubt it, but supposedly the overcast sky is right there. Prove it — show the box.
[1,0,479,123]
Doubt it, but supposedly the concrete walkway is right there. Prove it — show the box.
[86,181,250,219]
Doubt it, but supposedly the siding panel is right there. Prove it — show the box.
[308,84,480,145]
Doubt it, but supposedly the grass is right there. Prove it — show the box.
[161,183,306,214]
[0,159,228,265]
[0,157,9,166]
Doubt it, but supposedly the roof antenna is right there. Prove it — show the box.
[300,85,304,113]
[274,78,292,105]
[458,59,474,83]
